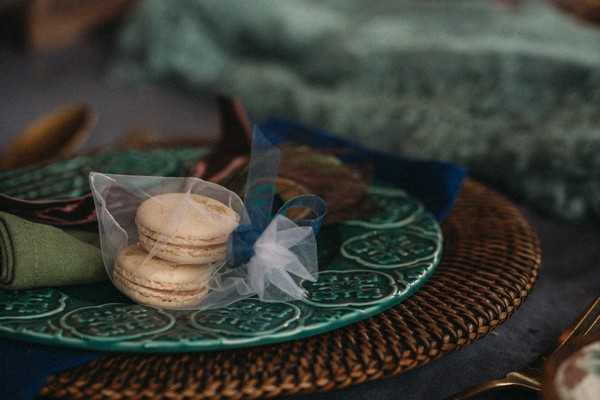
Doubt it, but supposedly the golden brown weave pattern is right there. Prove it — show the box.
[41,179,541,399]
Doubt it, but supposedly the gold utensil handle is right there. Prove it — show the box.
[0,104,94,170]
[558,296,600,348]
[446,295,600,400]
[446,377,538,400]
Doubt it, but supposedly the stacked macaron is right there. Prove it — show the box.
[112,244,219,309]
[113,193,239,309]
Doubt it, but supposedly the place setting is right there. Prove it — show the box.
[0,96,547,400]
[0,98,457,351]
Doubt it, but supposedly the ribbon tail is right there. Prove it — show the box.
[267,267,307,300]
[284,259,317,282]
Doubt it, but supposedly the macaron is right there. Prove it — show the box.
[112,244,217,309]
[136,192,239,264]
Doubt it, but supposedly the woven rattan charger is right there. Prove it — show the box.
[40,179,541,399]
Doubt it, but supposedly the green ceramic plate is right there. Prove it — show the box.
[0,147,209,200]
[0,152,442,352]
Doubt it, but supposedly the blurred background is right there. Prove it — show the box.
[2,0,600,226]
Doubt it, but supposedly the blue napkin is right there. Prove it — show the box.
[260,118,466,221]
[0,340,98,400]
[0,119,465,399]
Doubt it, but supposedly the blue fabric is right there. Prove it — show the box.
[0,119,465,399]
[277,194,327,230]
[0,340,98,400]
[230,127,327,265]
[258,119,466,221]
[231,194,327,266]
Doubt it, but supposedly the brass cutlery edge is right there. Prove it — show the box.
[447,296,600,400]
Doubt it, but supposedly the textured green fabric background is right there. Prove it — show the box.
[115,0,600,223]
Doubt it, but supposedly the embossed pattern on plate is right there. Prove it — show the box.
[0,184,442,352]
[60,304,176,341]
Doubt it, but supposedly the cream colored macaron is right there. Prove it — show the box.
[135,192,239,264]
[112,244,217,309]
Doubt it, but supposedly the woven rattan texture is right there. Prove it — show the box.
[40,179,541,400]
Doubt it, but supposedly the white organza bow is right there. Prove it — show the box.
[202,213,319,309]
[247,214,318,300]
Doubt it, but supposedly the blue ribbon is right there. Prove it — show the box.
[277,194,327,230]
[230,127,326,266]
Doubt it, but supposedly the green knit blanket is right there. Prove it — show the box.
[115,0,600,223]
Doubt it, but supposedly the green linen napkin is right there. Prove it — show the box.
[0,212,106,289]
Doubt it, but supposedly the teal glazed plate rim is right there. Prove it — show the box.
[0,185,442,353]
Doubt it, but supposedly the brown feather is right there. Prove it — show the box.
[218,145,374,224]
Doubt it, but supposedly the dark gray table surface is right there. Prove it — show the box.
[1,42,598,400]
